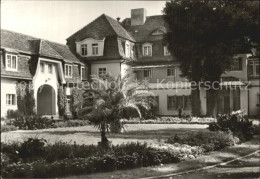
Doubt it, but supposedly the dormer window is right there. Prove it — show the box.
[151,29,164,35]
[164,45,171,56]
[92,43,98,55]
[125,41,130,57]
[143,43,152,56]
[65,64,72,78]
[6,54,18,71]
[81,44,87,56]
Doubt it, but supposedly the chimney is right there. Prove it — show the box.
[131,8,146,26]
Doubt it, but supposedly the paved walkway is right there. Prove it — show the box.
[65,135,260,179]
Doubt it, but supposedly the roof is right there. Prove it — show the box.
[67,14,135,42]
[122,15,170,42]
[1,29,82,64]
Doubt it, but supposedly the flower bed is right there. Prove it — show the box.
[122,116,216,124]
[166,131,239,152]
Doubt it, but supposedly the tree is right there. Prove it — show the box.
[80,73,155,147]
[163,0,259,117]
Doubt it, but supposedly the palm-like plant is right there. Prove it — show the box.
[80,73,155,146]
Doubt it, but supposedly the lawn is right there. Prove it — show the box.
[1,124,208,145]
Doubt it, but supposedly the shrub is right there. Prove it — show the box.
[208,111,254,141]
[1,141,181,178]
[54,120,90,128]
[16,83,35,116]
[1,125,18,132]
[19,138,46,162]
[58,86,67,117]
[12,115,56,130]
[166,131,238,152]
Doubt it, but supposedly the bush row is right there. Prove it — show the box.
[1,140,181,178]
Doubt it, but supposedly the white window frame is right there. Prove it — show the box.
[6,94,15,105]
[81,44,87,56]
[6,54,18,71]
[167,67,176,77]
[81,67,85,80]
[248,60,259,77]
[48,63,53,74]
[143,68,152,78]
[92,43,98,55]
[164,46,171,56]
[97,67,107,77]
[142,43,152,56]
[125,41,130,57]
[65,64,72,78]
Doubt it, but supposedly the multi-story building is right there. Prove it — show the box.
[1,8,259,117]
[1,30,86,117]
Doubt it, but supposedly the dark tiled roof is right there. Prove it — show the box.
[104,15,135,42]
[1,29,38,54]
[40,40,63,59]
[122,15,170,42]
[67,14,135,42]
[1,29,82,64]
[46,41,83,64]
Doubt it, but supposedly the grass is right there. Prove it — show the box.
[1,124,208,145]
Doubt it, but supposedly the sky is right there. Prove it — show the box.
[2,1,167,44]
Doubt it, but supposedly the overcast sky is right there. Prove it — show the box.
[2,1,167,44]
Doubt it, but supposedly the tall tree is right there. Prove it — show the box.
[163,0,259,117]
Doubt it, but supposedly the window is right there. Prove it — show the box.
[65,64,72,78]
[98,67,106,76]
[154,96,159,112]
[81,67,85,79]
[40,62,45,73]
[81,44,87,56]
[125,43,130,57]
[143,69,152,78]
[248,61,259,77]
[143,44,152,56]
[92,43,98,55]
[164,46,170,56]
[151,29,164,35]
[6,54,17,71]
[233,89,240,111]
[6,94,15,105]
[167,95,191,110]
[48,64,53,74]
[167,68,176,77]
[231,57,242,71]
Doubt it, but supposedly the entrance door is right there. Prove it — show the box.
[37,85,56,115]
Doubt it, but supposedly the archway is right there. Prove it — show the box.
[37,84,56,115]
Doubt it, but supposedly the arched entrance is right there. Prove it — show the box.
[37,84,56,115]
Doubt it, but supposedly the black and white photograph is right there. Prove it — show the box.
[1,0,259,178]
